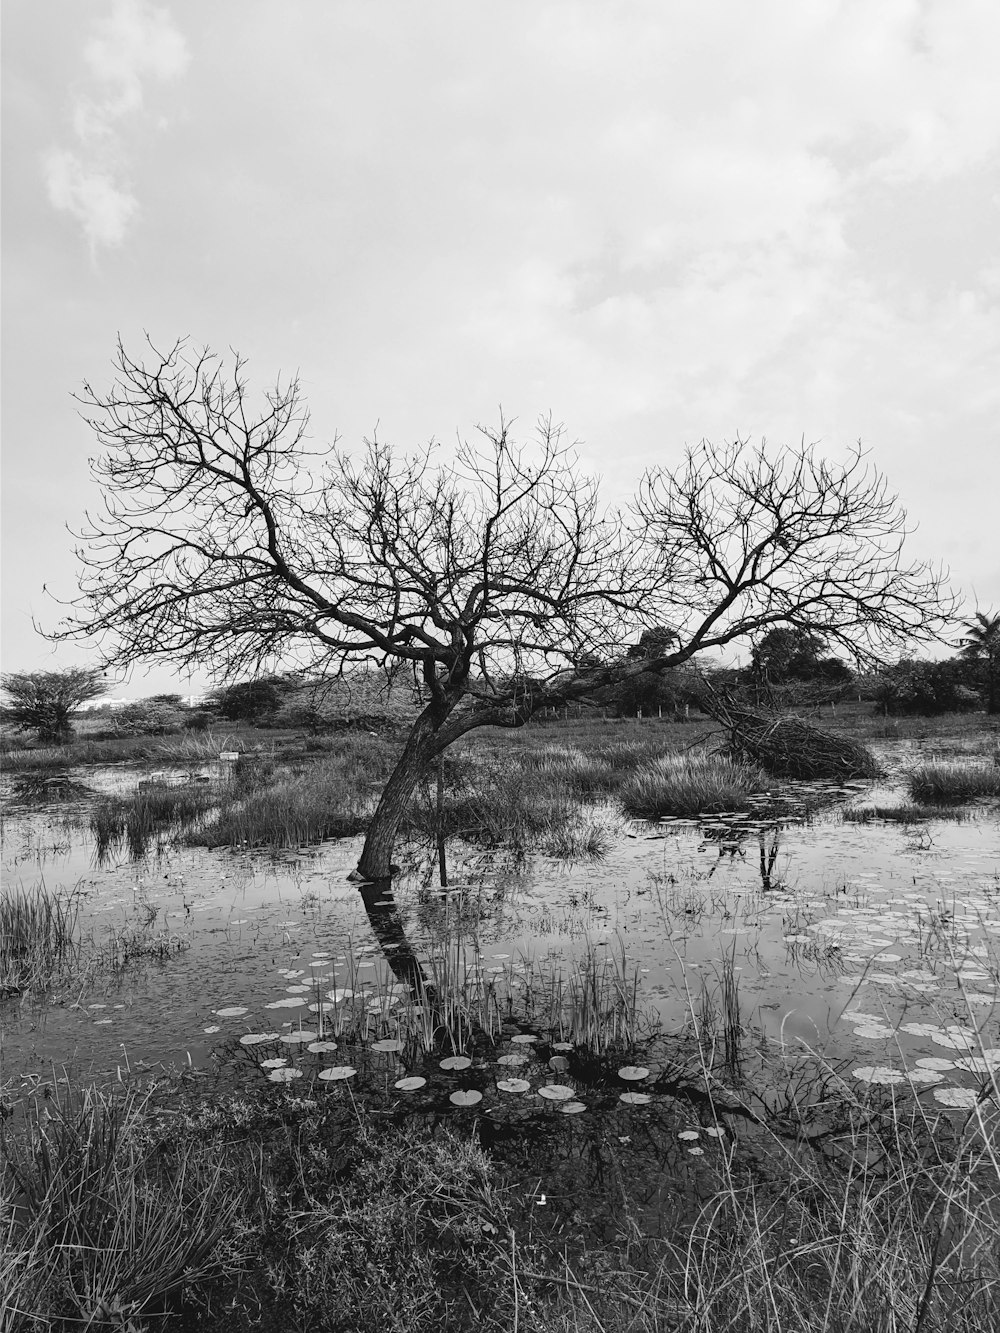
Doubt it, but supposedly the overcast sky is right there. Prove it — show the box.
[3,0,998,697]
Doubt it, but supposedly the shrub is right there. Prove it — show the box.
[113,701,183,736]
[620,753,767,818]
[873,659,980,716]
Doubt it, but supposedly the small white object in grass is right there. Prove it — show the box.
[440,1055,472,1070]
[510,1034,538,1044]
[617,1066,649,1081]
[395,1076,427,1091]
[265,997,308,1010]
[687,1147,705,1156]
[449,1089,482,1107]
[260,1057,287,1069]
[372,1039,404,1053]
[240,1033,279,1046]
[318,1066,356,1081]
[308,1041,338,1053]
[704,1127,725,1138]
[852,1066,906,1085]
[537,1084,574,1101]
[933,1086,979,1109]
[203,1025,220,1034]
[619,1092,651,1105]
[678,1130,700,1141]
[497,1078,530,1094]
[497,1054,528,1067]
[561,1102,587,1115]
[268,1067,303,1083]
[213,1006,249,1017]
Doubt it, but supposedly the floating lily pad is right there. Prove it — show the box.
[678,1130,700,1141]
[449,1089,482,1107]
[318,1066,357,1081]
[203,1025,220,1034]
[267,1067,303,1083]
[537,1084,575,1101]
[308,1040,339,1053]
[933,1086,980,1109]
[619,1092,651,1105]
[852,1066,906,1085]
[440,1055,472,1070]
[551,1041,573,1052]
[905,1067,945,1084]
[372,1039,404,1053]
[853,1025,896,1040]
[281,1031,318,1044]
[497,1078,530,1094]
[260,1057,287,1069]
[395,1076,427,1091]
[617,1066,650,1081]
[496,1054,528,1067]
[510,1034,538,1044]
[240,1032,279,1046]
[915,1057,956,1071]
[560,1101,587,1115]
[326,988,355,1002]
[687,1146,705,1156]
[704,1127,725,1138]
[214,1006,249,1017]
[548,1055,570,1072]
[265,997,308,1010]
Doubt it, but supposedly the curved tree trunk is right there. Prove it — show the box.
[356,703,450,880]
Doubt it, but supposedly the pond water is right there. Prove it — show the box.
[2,743,999,1118]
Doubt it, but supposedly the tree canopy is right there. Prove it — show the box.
[1,667,105,743]
[53,338,956,876]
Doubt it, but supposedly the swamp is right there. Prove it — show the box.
[2,708,1000,1332]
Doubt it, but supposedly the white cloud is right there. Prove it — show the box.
[43,0,188,252]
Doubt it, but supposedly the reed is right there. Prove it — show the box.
[843,802,969,823]
[0,886,80,994]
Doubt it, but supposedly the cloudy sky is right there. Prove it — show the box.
[3,0,998,696]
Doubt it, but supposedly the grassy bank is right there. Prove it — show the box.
[4,1056,999,1332]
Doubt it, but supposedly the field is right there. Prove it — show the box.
[2,706,999,1330]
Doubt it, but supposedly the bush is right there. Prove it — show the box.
[112,701,183,736]
[873,659,980,716]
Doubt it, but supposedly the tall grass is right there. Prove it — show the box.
[91,784,220,859]
[909,761,1000,804]
[0,886,80,994]
[621,752,768,818]
[1,1084,247,1330]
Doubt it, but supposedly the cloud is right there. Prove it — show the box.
[43,0,188,252]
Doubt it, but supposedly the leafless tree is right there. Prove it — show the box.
[54,340,955,877]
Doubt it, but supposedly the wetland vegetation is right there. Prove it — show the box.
[3,707,1000,1330]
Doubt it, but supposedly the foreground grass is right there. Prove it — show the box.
[0,886,80,996]
[4,1063,999,1332]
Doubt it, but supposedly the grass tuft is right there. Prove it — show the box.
[908,760,1000,804]
[0,886,80,995]
[621,752,767,818]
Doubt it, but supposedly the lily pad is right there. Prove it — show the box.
[318,1066,357,1081]
[372,1039,404,1053]
[510,1034,538,1044]
[267,1067,303,1083]
[617,1066,650,1081]
[265,997,308,1010]
[440,1055,472,1071]
[678,1130,700,1141]
[449,1089,483,1107]
[537,1084,574,1101]
[214,1006,249,1017]
[394,1076,427,1092]
[240,1032,279,1045]
[497,1054,528,1067]
[497,1078,531,1094]
[560,1101,587,1115]
[260,1057,288,1069]
[619,1092,651,1106]
[933,1086,980,1109]
[308,1040,339,1053]
[281,1031,318,1044]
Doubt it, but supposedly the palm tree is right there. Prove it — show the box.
[958,610,1000,714]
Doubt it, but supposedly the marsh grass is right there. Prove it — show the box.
[91,783,220,859]
[0,886,80,995]
[909,761,1000,805]
[843,802,970,823]
[510,937,651,1052]
[1,1083,247,1331]
[621,752,768,818]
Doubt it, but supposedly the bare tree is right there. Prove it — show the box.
[1,667,105,743]
[54,340,954,877]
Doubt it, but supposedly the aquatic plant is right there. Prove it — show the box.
[842,802,969,823]
[909,760,1000,804]
[621,752,767,818]
[0,886,80,995]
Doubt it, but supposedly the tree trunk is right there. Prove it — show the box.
[356,704,449,880]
